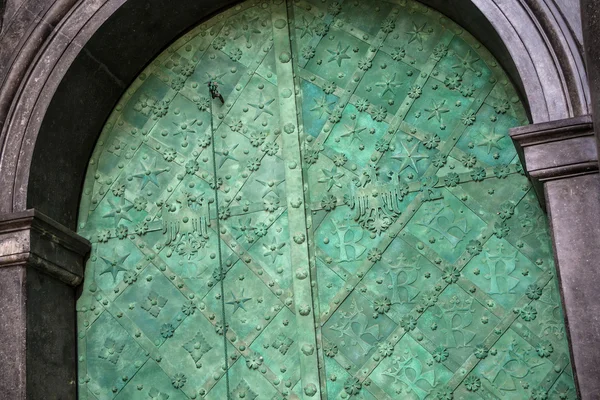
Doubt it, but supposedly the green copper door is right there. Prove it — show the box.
[76,0,578,399]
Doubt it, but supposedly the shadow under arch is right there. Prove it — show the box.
[0,0,587,229]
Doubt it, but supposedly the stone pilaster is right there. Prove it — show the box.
[0,210,90,400]
[511,115,600,400]
[582,0,600,159]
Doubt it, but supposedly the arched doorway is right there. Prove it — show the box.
[76,0,577,398]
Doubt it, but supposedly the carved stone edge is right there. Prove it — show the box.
[510,114,598,179]
[510,115,592,144]
[0,209,91,286]
[0,0,5,34]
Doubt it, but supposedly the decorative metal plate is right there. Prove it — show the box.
[77,0,578,399]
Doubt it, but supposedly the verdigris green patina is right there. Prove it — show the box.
[76,0,578,398]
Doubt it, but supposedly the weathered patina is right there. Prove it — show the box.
[76,0,577,398]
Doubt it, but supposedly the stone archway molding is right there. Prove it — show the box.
[0,0,590,227]
[0,0,592,399]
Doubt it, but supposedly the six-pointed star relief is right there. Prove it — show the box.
[340,120,367,143]
[226,289,253,313]
[256,178,285,198]
[311,95,335,119]
[204,71,227,87]
[391,141,429,174]
[319,167,345,191]
[452,50,480,72]
[296,16,315,38]
[425,99,450,123]
[262,238,286,263]
[478,127,504,154]
[248,92,275,121]
[376,73,402,98]
[172,118,197,136]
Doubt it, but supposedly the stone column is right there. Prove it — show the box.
[582,0,600,158]
[511,115,600,400]
[0,210,90,399]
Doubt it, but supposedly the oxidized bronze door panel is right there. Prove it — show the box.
[78,2,320,398]
[77,0,578,399]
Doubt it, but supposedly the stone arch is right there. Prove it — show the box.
[0,0,588,228]
[74,0,578,398]
[0,0,589,398]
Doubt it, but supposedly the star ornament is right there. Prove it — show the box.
[452,50,480,73]
[99,250,131,282]
[103,196,134,226]
[406,22,429,46]
[391,141,429,174]
[425,100,450,123]
[297,16,315,38]
[477,127,504,154]
[172,117,197,136]
[263,238,286,263]
[256,178,285,198]
[376,73,402,98]
[248,92,275,121]
[327,41,351,67]
[204,71,227,87]
[310,95,335,119]
[133,159,167,190]
[226,289,252,313]
[319,166,345,191]
[340,120,367,144]
[215,143,239,168]
[232,15,261,42]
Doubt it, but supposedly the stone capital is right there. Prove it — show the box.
[0,209,90,286]
[510,115,597,206]
[510,115,597,180]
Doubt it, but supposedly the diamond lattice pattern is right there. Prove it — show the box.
[77,0,577,399]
